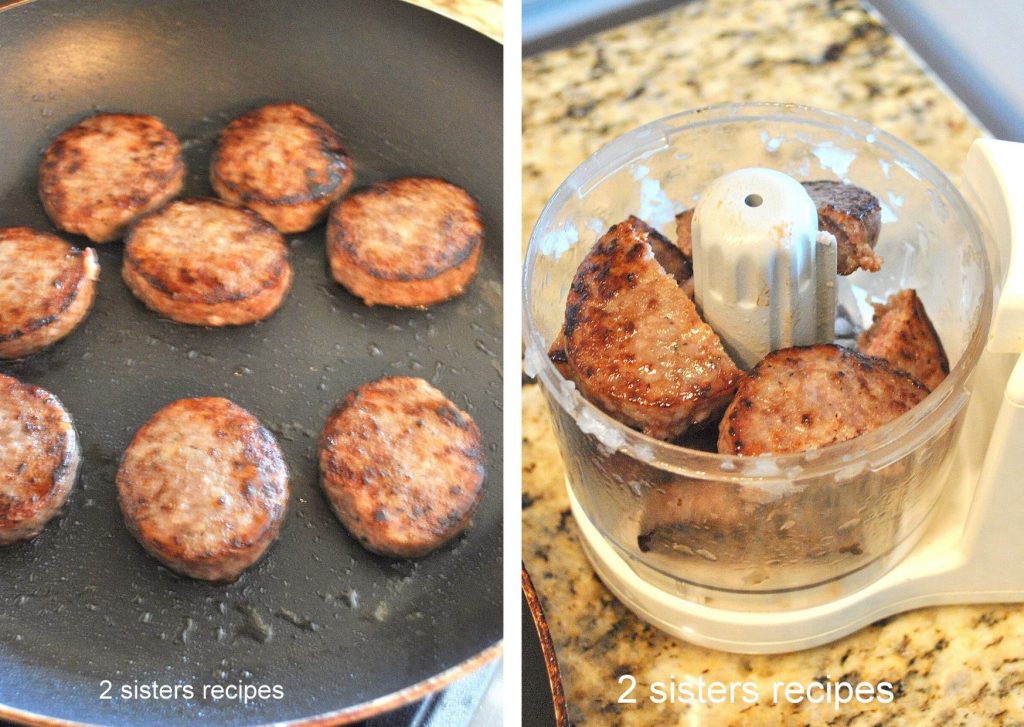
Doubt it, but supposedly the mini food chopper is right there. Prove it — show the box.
[523,103,1024,653]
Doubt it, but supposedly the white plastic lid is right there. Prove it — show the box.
[691,167,836,369]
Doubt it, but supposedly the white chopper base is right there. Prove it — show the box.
[567,351,1024,654]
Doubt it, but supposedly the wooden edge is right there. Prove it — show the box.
[0,642,503,727]
[522,564,569,727]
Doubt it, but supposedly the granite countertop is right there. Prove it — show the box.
[521,1,1024,725]
[407,0,503,42]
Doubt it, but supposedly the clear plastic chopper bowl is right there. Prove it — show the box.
[524,103,993,609]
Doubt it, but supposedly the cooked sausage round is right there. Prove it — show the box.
[548,229,693,382]
[39,113,185,243]
[0,227,99,359]
[563,216,742,441]
[122,198,293,326]
[326,177,483,307]
[211,102,354,233]
[637,477,867,569]
[116,397,289,582]
[858,288,949,391]
[319,377,485,558]
[674,207,695,258]
[0,373,80,545]
[801,180,882,275]
[718,344,929,455]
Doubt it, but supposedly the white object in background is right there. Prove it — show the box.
[958,136,1024,607]
[570,140,1024,654]
[964,138,1024,353]
[691,168,836,369]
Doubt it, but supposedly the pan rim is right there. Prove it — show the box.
[0,641,502,727]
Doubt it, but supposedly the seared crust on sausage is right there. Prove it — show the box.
[211,102,353,233]
[116,397,289,582]
[719,344,929,455]
[0,373,80,545]
[122,198,292,326]
[319,377,485,559]
[548,230,693,378]
[858,289,949,391]
[326,177,483,307]
[39,113,184,243]
[547,329,573,380]
[801,180,882,275]
[563,216,743,441]
[0,227,99,359]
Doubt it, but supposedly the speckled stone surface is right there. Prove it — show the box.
[522,0,981,254]
[521,1,1024,725]
[407,0,503,41]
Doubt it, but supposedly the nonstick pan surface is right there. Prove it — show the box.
[0,1,503,724]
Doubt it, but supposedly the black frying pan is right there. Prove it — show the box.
[0,1,503,724]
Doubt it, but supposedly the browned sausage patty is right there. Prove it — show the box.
[718,344,929,455]
[39,113,184,243]
[0,227,99,359]
[116,397,289,582]
[636,477,866,569]
[326,177,483,307]
[122,198,292,326]
[319,377,485,559]
[639,480,759,551]
[563,216,743,441]
[801,180,882,275]
[0,373,79,545]
[637,480,795,563]
[211,102,354,233]
[548,227,693,380]
[858,289,949,391]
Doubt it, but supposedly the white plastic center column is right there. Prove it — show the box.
[692,168,837,369]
